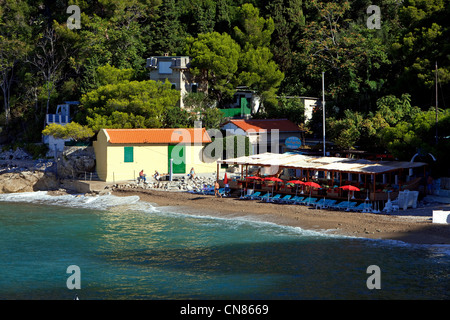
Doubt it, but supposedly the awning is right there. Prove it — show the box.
[217,152,427,175]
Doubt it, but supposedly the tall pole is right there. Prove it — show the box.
[322,72,326,157]
[435,61,438,145]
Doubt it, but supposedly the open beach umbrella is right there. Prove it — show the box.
[263,177,284,196]
[339,185,360,210]
[339,185,360,200]
[287,180,304,195]
[303,181,321,202]
[246,176,262,191]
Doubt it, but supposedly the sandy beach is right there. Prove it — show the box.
[111,188,450,245]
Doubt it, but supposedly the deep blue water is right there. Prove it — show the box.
[0,191,449,300]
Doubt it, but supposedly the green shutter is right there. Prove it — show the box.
[124,147,134,163]
[168,145,186,174]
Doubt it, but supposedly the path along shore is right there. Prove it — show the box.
[111,188,450,245]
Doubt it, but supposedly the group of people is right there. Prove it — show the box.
[137,167,196,183]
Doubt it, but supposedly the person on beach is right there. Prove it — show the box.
[188,167,195,179]
[139,170,146,183]
[154,170,160,181]
[214,180,221,198]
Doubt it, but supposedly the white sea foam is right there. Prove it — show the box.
[0,191,145,211]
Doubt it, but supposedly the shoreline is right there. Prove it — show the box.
[111,188,450,245]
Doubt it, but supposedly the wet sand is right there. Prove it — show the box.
[111,188,450,245]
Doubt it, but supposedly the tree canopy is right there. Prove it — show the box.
[0,0,449,174]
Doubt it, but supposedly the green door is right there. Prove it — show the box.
[168,144,186,174]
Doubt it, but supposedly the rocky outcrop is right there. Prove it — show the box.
[0,171,59,193]
[56,147,95,179]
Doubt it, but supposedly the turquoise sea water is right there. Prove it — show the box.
[0,191,449,300]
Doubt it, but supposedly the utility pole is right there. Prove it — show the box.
[322,72,326,157]
[435,61,438,145]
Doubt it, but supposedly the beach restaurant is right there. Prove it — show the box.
[217,152,427,201]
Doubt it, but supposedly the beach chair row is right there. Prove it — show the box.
[241,192,372,211]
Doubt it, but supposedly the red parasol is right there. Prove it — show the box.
[263,177,284,196]
[287,180,304,185]
[339,185,360,204]
[339,185,360,191]
[224,173,228,184]
[246,176,262,180]
[287,180,305,195]
[304,181,321,189]
[263,177,283,182]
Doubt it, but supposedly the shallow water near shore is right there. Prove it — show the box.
[0,192,449,299]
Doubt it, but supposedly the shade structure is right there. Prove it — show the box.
[303,181,321,201]
[246,176,262,191]
[339,185,360,192]
[304,181,321,189]
[263,177,284,197]
[246,176,262,181]
[287,180,305,195]
[263,177,283,182]
[224,173,228,184]
[339,185,359,208]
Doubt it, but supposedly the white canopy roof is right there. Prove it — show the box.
[218,152,427,175]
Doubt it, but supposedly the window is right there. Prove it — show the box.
[124,147,134,163]
[158,61,172,74]
[191,83,198,93]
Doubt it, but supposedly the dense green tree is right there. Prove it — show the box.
[185,32,241,103]
[78,65,180,130]
[42,122,94,142]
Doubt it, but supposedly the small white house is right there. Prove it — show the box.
[42,102,78,154]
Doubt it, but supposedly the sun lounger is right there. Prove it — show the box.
[276,195,292,204]
[313,198,327,209]
[337,201,358,211]
[350,203,372,212]
[242,191,261,200]
[258,193,271,201]
[299,197,317,205]
[323,199,337,208]
[285,196,304,204]
[269,194,282,202]
[329,201,350,210]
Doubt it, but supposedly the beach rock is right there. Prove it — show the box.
[0,171,58,193]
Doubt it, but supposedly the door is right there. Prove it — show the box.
[168,144,186,174]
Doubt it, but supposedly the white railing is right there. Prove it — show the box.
[46,114,70,124]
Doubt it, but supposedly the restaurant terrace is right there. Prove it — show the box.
[217,152,427,202]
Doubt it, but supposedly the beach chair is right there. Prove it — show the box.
[242,191,261,200]
[313,198,327,209]
[356,203,372,212]
[258,193,271,201]
[268,194,282,202]
[329,201,349,210]
[323,199,337,209]
[276,195,292,204]
[285,196,304,204]
[339,201,358,211]
[350,202,369,212]
[300,197,317,206]
[218,188,231,198]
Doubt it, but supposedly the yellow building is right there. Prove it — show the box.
[93,128,217,182]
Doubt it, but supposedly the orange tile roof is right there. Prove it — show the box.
[223,119,303,132]
[104,128,212,144]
